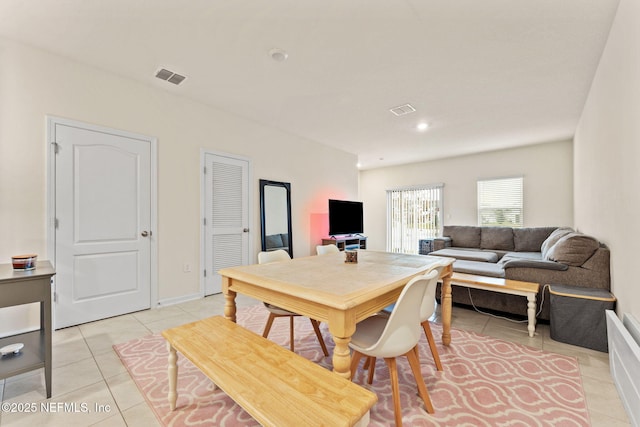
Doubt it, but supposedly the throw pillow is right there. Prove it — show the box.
[540,227,573,258]
[545,232,600,266]
[513,227,557,252]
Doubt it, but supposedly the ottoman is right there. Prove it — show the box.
[549,284,616,352]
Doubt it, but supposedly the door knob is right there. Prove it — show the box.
[243,228,249,233]
[141,231,150,237]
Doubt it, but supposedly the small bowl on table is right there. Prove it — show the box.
[12,254,38,271]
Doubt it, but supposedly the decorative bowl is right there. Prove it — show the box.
[12,254,38,271]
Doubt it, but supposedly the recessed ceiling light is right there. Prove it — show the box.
[269,48,288,62]
[417,122,429,131]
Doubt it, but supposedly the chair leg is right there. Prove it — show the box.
[384,357,403,427]
[422,320,443,371]
[309,319,329,357]
[350,351,364,380]
[367,357,376,384]
[262,313,276,338]
[289,316,295,352]
[406,346,434,414]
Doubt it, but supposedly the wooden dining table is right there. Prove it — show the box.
[219,250,454,379]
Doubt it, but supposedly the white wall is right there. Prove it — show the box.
[574,0,639,319]
[359,140,574,251]
[0,38,358,334]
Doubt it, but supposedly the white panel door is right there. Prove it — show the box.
[53,122,152,328]
[203,153,250,295]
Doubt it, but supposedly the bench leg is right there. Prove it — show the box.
[353,412,370,427]
[527,294,536,337]
[167,342,178,411]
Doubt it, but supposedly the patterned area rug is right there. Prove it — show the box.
[114,305,590,426]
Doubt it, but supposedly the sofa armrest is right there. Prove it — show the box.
[433,237,451,251]
[502,259,568,271]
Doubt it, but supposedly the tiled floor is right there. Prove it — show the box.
[0,294,631,426]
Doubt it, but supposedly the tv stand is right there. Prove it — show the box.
[322,236,367,251]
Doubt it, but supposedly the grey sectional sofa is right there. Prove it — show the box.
[264,233,289,251]
[430,226,610,320]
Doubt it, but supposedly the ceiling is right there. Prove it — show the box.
[0,0,620,169]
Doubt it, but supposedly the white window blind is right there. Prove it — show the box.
[387,184,443,254]
[477,176,523,227]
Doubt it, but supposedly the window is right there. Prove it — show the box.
[387,184,443,254]
[477,176,523,227]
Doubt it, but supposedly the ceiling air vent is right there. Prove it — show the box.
[389,103,416,116]
[155,68,187,85]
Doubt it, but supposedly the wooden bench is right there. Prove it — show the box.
[161,316,377,427]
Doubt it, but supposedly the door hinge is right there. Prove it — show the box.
[54,218,59,229]
[51,141,59,154]
[204,269,207,277]
[53,292,57,303]
[203,166,207,174]
[203,218,206,226]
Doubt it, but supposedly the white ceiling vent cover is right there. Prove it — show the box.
[155,68,187,85]
[389,104,416,116]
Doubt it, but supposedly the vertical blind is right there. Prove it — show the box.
[387,184,443,254]
[477,176,523,227]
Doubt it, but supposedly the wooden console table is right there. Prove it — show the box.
[0,261,55,397]
[449,272,540,337]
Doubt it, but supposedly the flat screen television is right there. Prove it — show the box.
[328,199,364,236]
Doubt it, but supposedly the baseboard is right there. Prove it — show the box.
[157,292,202,307]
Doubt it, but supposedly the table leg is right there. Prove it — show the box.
[332,335,352,379]
[441,274,452,346]
[527,294,537,337]
[328,311,356,379]
[43,298,52,398]
[223,289,237,322]
[167,342,178,411]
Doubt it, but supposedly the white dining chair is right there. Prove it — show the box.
[379,259,450,372]
[349,269,440,426]
[315,244,340,255]
[258,250,329,356]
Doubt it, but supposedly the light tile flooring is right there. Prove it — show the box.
[0,294,631,426]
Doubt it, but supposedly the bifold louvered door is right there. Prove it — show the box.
[203,153,250,295]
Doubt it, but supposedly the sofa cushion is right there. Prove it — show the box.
[501,258,569,271]
[513,227,557,252]
[431,248,499,263]
[545,233,599,266]
[541,227,574,258]
[452,260,505,278]
[499,252,542,262]
[480,227,514,251]
[444,226,481,248]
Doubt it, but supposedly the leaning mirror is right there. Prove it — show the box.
[260,179,293,257]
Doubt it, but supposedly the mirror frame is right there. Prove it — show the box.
[259,179,293,257]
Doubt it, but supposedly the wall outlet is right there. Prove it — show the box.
[183,263,192,273]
